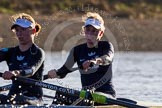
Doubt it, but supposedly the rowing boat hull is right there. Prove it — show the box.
[0,105,161,108]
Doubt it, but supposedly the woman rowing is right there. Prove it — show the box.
[47,12,116,105]
[0,13,45,105]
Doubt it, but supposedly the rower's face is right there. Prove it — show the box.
[84,25,101,48]
[14,26,33,45]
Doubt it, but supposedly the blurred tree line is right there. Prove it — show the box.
[1,0,162,51]
[0,0,162,19]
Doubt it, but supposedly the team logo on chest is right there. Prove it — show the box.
[80,59,85,62]
[17,55,25,61]
[88,52,96,57]
[23,62,28,66]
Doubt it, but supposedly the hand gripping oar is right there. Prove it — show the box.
[0,72,147,108]
[0,66,79,92]
[0,75,49,92]
[43,66,79,80]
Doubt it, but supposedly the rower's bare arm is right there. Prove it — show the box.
[54,48,76,78]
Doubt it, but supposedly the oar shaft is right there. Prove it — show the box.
[0,66,80,92]
[43,94,55,99]
[0,74,49,92]
[106,98,147,108]
[0,66,79,91]
[13,76,81,97]
[0,73,79,96]
[0,84,12,92]
[0,66,79,81]
[0,72,147,108]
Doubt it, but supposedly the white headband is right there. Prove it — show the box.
[11,19,35,29]
[84,18,102,29]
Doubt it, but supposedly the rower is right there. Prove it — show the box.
[0,13,45,105]
[48,12,116,106]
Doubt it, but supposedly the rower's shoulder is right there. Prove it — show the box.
[32,44,45,58]
[0,46,18,53]
[99,41,112,45]
[33,44,44,52]
[98,41,113,48]
[74,43,87,49]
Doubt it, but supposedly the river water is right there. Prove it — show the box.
[0,52,162,104]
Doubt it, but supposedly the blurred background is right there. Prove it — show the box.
[0,0,162,51]
[0,0,162,104]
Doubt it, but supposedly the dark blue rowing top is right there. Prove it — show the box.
[0,44,45,98]
[57,41,116,97]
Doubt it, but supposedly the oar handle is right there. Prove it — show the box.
[43,75,48,80]
[43,66,80,80]
[0,74,48,92]
[0,73,2,77]
[0,66,80,80]
[0,72,48,80]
